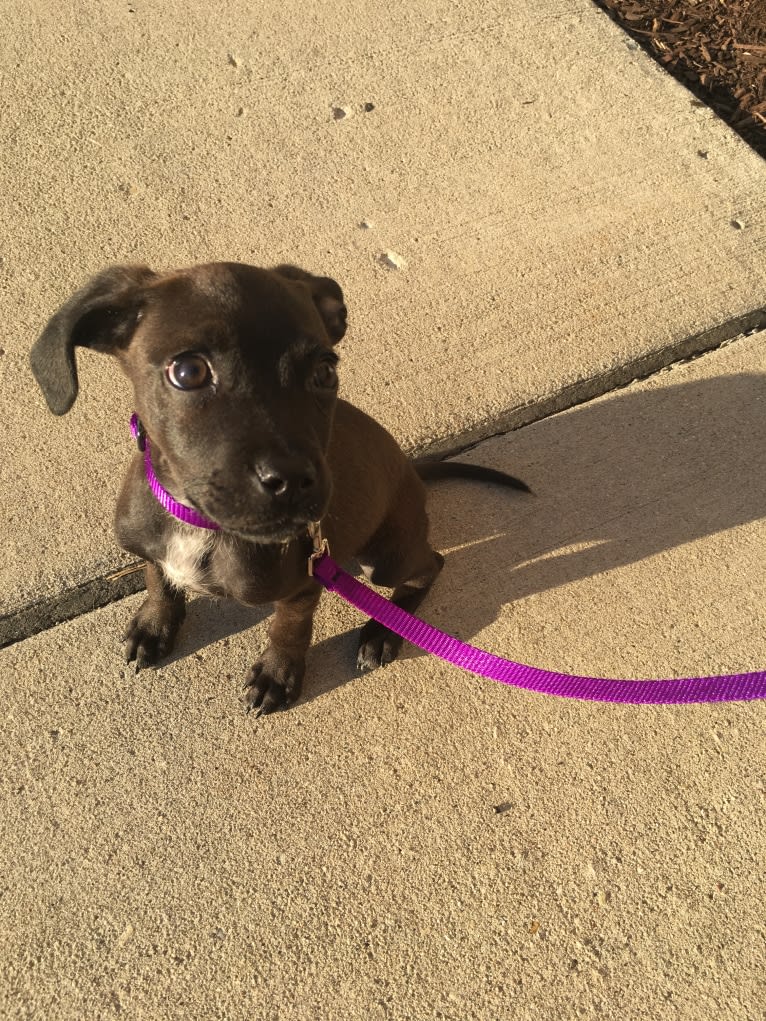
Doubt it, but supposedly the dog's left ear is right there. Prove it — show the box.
[272,265,348,344]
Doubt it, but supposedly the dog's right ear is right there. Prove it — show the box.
[30,264,156,415]
[272,264,348,344]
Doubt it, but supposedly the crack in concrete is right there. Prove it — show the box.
[0,568,147,650]
[415,308,766,461]
[3,307,765,650]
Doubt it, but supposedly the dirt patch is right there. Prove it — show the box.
[597,0,766,158]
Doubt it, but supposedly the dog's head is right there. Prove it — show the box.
[31,262,348,542]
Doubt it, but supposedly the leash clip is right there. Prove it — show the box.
[307,520,329,577]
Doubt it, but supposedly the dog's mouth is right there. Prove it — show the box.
[186,496,318,544]
[226,518,314,544]
[184,468,331,544]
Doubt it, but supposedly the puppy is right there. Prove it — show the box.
[31,262,528,714]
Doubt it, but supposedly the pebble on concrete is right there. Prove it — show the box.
[379,251,405,270]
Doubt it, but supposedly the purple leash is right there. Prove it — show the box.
[129,414,766,706]
[311,552,766,706]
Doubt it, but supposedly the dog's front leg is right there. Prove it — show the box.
[123,562,186,671]
[242,581,322,716]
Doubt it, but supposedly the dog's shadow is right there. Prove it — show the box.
[169,371,766,701]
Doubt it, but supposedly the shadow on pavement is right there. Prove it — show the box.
[164,370,766,701]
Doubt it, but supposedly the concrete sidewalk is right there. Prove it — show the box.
[2,335,765,1020]
[1,0,765,1018]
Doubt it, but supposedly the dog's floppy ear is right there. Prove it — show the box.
[30,264,157,415]
[272,264,348,343]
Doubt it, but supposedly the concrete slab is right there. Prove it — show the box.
[2,334,765,1019]
[3,0,766,635]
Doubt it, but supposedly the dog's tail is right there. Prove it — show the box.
[414,460,531,493]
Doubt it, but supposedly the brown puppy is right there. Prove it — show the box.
[31,262,528,714]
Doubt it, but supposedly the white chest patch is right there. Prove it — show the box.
[160,528,217,594]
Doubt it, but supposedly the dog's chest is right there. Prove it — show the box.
[160,529,217,595]
[158,527,306,604]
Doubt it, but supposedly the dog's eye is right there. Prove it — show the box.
[166,354,212,390]
[311,360,338,390]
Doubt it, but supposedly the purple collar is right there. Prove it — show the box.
[130,414,220,530]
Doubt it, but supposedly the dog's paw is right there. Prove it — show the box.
[123,599,183,672]
[356,621,404,672]
[241,650,305,716]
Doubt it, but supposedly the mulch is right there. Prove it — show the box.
[596,0,766,159]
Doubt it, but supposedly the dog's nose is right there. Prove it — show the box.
[253,456,318,500]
